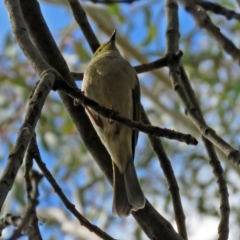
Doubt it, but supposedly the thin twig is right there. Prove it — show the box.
[22,137,42,240]
[164,2,240,168]
[198,1,240,21]
[165,1,188,238]
[0,72,55,210]
[67,0,100,52]
[180,67,230,240]
[32,137,116,240]
[202,138,230,240]
[71,55,169,80]
[2,0,58,211]
[141,105,188,240]
[165,1,230,237]
[178,66,240,167]
[179,0,240,63]
[134,55,169,74]
[53,79,198,145]
[10,170,43,240]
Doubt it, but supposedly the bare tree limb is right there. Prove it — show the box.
[141,105,188,240]
[164,1,240,168]
[198,1,240,21]
[10,170,43,240]
[1,0,55,216]
[134,55,169,73]
[0,70,55,211]
[4,0,54,77]
[67,0,100,52]
[202,137,230,240]
[179,0,240,63]
[180,67,230,240]
[31,137,116,240]
[23,139,43,240]
[71,54,169,80]
[164,1,230,237]
[165,1,188,239]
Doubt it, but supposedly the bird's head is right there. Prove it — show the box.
[93,30,119,57]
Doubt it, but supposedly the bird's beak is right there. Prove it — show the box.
[109,30,117,42]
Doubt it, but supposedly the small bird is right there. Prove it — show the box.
[82,30,145,217]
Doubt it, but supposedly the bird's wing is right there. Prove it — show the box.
[132,74,141,159]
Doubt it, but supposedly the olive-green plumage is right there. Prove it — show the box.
[82,31,145,217]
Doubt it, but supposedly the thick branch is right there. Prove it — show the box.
[2,0,58,212]
[4,0,54,77]
[0,71,55,211]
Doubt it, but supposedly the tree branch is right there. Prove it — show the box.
[0,70,55,211]
[10,170,43,240]
[67,0,100,52]
[141,105,188,240]
[4,0,54,77]
[179,66,230,240]
[179,0,240,63]
[164,1,240,168]
[165,1,230,237]
[71,54,169,80]
[2,0,59,212]
[165,1,188,239]
[32,137,116,240]
[53,79,198,145]
[202,137,230,240]
[198,1,240,21]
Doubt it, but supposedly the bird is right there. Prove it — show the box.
[81,30,145,217]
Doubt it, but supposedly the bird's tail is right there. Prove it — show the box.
[112,161,145,217]
[124,160,145,210]
[112,162,132,217]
